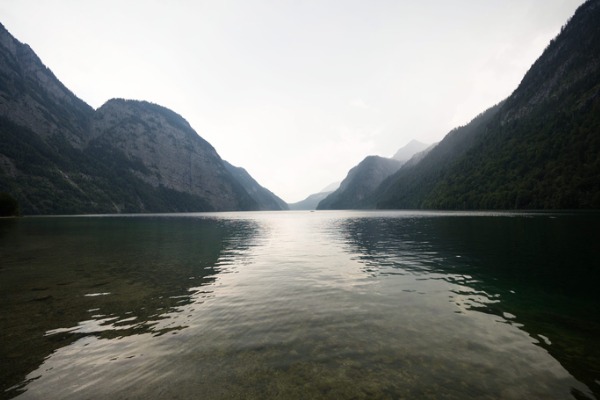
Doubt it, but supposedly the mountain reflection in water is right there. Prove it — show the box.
[334,213,600,399]
[0,216,262,398]
[1,211,598,400]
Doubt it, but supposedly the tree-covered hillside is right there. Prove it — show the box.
[318,156,402,210]
[374,105,501,209]
[376,0,600,210]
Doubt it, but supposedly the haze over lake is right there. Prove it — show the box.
[1,211,599,399]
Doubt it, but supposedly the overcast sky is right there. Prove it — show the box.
[1,0,585,203]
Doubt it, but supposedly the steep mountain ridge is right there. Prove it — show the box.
[0,23,93,146]
[89,99,260,212]
[318,156,402,210]
[223,161,289,211]
[502,0,600,125]
[414,0,600,210]
[372,0,600,210]
[317,139,434,210]
[0,23,286,214]
[288,191,332,210]
[373,104,502,208]
[392,140,429,163]
[288,182,340,210]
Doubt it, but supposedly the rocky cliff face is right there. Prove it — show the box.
[0,23,285,214]
[90,99,258,211]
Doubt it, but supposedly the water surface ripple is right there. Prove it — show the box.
[1,211,599,399]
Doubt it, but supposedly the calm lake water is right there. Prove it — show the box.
[1,211,599,399]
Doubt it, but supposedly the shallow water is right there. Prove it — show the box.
[1,210,599,399]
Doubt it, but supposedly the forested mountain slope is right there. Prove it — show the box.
[317,139,433,210]
[376,0,600,210]
[318,156,402,210]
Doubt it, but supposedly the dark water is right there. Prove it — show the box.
[1,211,599,399]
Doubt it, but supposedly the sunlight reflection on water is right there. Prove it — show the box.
[1,211,598,399]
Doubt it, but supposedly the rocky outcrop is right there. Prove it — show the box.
[90,99,259,211]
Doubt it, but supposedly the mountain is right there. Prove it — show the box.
[402,142,437,168]
[320,181,341,193]
[316,139,433,210]
[223,161,288,210]
[0,23,285,214]
[317,156,403,210]
[288,182,340,210]
[372,0,600,210]
[373,104,502,209]
[0,24,94,147]
[320,0,600,211]
[289,192,331,210]
[392,140,430,163]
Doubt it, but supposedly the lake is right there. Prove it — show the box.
[1,210,599,399]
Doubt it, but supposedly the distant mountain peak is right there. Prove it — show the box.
[317,155,402,210]
[320,181,341,193]
[319,0,600,211]
[392,140,429,162]
[375,0,600,210]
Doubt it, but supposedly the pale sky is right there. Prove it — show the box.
[0,0,585,203]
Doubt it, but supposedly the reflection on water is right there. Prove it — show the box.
[0,215,261,398]
[1,211,599,399]
[335,212,600,399]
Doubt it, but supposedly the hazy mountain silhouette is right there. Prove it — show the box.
[317,140,431,210]
[288,182,340,210]
[391,140,430,163]
[317,156,403,210]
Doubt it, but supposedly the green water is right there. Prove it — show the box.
[1,211,599,399]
